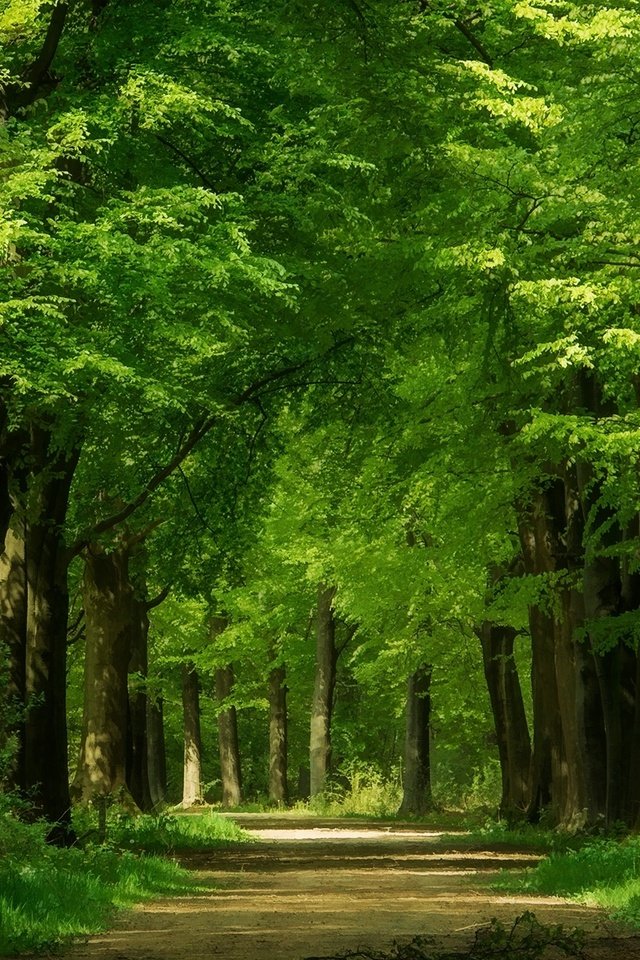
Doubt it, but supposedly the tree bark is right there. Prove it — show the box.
[215,664,242,808]
[182,662,202,807]
[147,693,167,809]
[24,428,78,841]
[309,584,337,797]
[268,662,288,806]
[517,471,606,830]
[479,623,531,822]
[71,545,134,805]
[518,485,568,824]
[398,664,433,816]
[127,597,153,811]
[0,515,27,789]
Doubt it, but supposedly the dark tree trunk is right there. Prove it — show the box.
[215,664,242,808]
[127,598,153,811]
[24,428,78,842]
[268,662,288,806]
[527,607,567,823]
[310,584,337,797]
[518,486,569,825]
[479,623,531,822]
[518,469,608,830]
[182,662,202,807]
[147,694,167,809]
[398,664,432,816]
[72,545,134,806]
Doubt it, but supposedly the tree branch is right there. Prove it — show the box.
[453,18,494,68]
[154,134,217,191]
[3,2,70,116]
[69,416,217,555]
[145,583,171,611]
[71,340,354,553]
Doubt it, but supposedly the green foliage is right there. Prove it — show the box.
[304,763,403,818]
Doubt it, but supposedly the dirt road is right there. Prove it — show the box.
[67,816,640,960]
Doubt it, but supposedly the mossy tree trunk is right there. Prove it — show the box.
[72,544,135,806]
[215,663,242,808]
[0,515,27,790]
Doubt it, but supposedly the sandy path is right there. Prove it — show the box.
[67,816,640,960]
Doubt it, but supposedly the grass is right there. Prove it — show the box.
[495,834,640,928]
[440,820,586,853]
[0,808,248,955]
[96,808,251,852]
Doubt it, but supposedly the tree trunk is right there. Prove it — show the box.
[309,584,337,797]
[147,694,167,809]
[518,485,568,824]
[0,516,27,789]
[182,662,202,807]
[479,623,531,822]
[268,662,288,806]
[127,598,153,811]
[215,664,242,808]
[24,428,78,841]
[527,607,567,823]
[398,664,433,816]
[72,545,134,806]
[518,471,606,830]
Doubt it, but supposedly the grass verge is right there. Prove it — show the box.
[495,835,640,928]
[0,809,247,955]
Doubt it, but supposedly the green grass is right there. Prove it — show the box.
[495,835,640,928]
[0,809,248,955]
[102,809,251,852]
[0,837,196,954]
[440,820,586,853]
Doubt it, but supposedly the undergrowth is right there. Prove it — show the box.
[74,807,250,852]
[0,808,247,955]
[441,820,585,854]
[495,835,640,928]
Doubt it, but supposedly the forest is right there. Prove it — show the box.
[3,0,640,956]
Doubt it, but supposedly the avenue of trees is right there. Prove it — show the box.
[2,0,640,841]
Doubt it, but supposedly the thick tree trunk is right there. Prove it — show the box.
[398,664,433,816]
[147,694,167,809]
[518,485,568,824]
[215,664,242,808]
[518,470,607,830]
[127,598,153,811]
[479,623,531,822]
[268,662,288,806]
[0,516,27,789]
[527,607,567,823]
[182,662,202,807]
[24,429,78,841]
[72,545,134,805]
[310,584,337,797]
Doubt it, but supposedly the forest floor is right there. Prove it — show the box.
[65,815,640,960]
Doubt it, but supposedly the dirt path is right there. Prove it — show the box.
[67,816,640,960]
